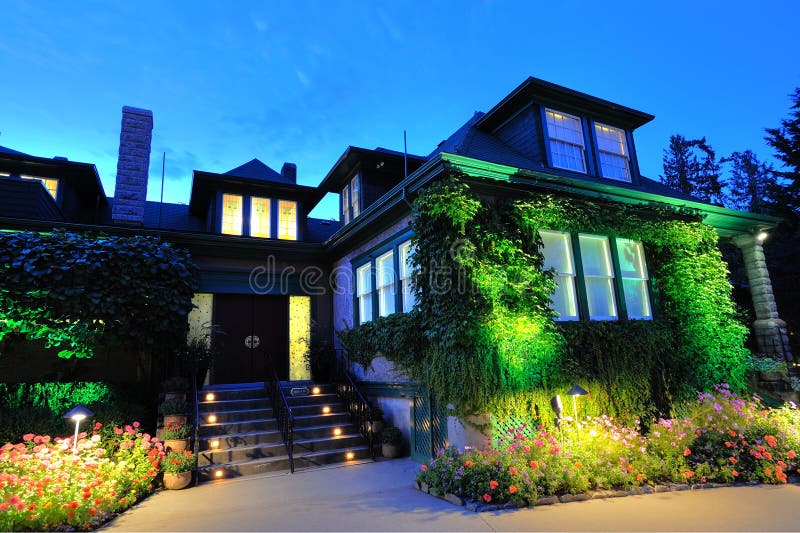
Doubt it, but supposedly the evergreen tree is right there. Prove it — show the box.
[765,88,800,216]
[722,150,776,214]
[660,135,726,205]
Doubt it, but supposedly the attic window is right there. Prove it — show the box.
[594,123,631,182]
[221,194,243,235]
[21,175,59,200]
[250,197,271,238]
[278,200,297,240]
[544,109,587,173]
[341,173,361,225]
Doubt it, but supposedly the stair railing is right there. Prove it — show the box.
[191,366,201,486]
[334,349,376,461]
[265,352,295,473]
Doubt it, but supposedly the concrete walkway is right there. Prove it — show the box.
[103,458,800,531]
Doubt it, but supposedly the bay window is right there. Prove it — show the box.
[595,123,631,182]
[545,109,587,173]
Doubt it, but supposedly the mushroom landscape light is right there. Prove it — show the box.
[566,384,589,420]
[63,404,94,451]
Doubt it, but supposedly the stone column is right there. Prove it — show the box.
[733,233,791,360]
[112,106,153,226]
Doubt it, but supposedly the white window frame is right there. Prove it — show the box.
[594,122,631,182]
[538,230,579,321]
[398,240,416,312]
[615,238,652,320]
[376,250,396,317]
[544,109,587,173]
[356,263,373,324]
[578,234,618,321]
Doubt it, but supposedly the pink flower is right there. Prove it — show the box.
[483,493,492,503]
[133,421,140,428]
[22,434,34,442]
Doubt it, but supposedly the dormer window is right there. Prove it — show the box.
[221,194,243,235]
[341,173,361,225]
[277,200,297,240]
[594,123,631,182]
[250,197,271,238]
[21,175,59,200]
[544,109,587,173]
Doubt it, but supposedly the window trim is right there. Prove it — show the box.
[538,229,579,322]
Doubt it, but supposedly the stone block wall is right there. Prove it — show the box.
[112,106,153,226]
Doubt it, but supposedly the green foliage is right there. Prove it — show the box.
[162,449,196,474]
[0,230,198,359]
[340,173,750,424]
[380,426,403,445]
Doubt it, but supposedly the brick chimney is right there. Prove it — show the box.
[281,162,297,183]
[112,106,153,226]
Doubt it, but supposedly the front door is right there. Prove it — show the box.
[213,294,289,383]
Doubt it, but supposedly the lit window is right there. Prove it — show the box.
[350,174,360,218]
[250,197,271,238]
[342,184,350,225]
[277,200,297,240]
[616,238,651,319]
[356,264,373,324]
[539,230,579,321]
[376,251,396,317]
[399,240,416,312]
[0,172,10,177]
[595,123,631,181]
[221,194,243,235]
[21,175,59,200]
[545,109,586,173]
[578,234,617,320]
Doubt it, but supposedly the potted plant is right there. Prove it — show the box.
[159,398,189,426]
[380,426,403,459]
[369,405,384,435]
[161,376,189,401]
[162,421,191,451]
[162,449,196,490]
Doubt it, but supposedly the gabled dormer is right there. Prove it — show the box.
[317,147,426,226]
[0,145,107,224]
[188,158,324,241]
[472,77,654,185]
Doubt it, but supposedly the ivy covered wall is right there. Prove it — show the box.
[339,175,750,426]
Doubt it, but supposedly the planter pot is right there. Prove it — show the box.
[163,471,192,490]
[163,414,188,426]
[382,443,400,459]
[164,438,190,451]
[164,392,187,402]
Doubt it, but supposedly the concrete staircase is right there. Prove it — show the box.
[196,382,373,482]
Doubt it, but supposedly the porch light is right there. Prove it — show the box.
[205,392,216,402]
[311,386,321,395]
[566,384,588,420]
[64,405,93,452]
[208,414,217,423]
[214,469,224,478]
[345,451,355,460]
[210,440,219,448]
[333,427,342,436]
[322,406,331,414]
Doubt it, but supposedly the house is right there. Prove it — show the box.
[0,80,789,462]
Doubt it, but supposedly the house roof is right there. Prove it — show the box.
[318,146,426,192]
[0,145,29,156]
[225,158,293,184]
[475,76,655,132]
[305,217,340,243]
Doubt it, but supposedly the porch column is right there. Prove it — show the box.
[732,233,791,360]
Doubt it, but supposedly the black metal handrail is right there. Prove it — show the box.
[265,352,295,473]
[334,349,375,461]
[191,366,201,486]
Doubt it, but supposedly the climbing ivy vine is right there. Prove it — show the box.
[339,174,750,425]
[0,230,198,359]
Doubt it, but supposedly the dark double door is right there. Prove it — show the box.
[213,294,289,383]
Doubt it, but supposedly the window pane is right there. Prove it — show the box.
[378,284,395,317]
[22,175,59,200]
[594,123,630,181]
[359,293,373,324]
[277,200,297,240]
[585,278,618,320]
[356,264,372,296]
[615,239,648,279]
[539,230,575,274]
[398,241,416,312]
[342,184,350,224]
[221,194,243,235]
[376,251,394,289]
[351,174,360,218]
[579,235,613,277]
[552,275,579,320]
[545,109,586,173]
[250,197,271,238]
[623,279,651,319]
[402,280,416,313]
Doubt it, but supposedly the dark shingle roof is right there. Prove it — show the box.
[429,112,544,170]
[305,217,340,243]
[0,145,29,156]
[225,158,292,184]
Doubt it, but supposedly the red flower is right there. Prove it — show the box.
[684,470,695,479]
[765,435,778,447]
[729,457,737,464]
[508,466,518,475]
[113,427,123,435]
[89,508,96,516]
[489,480,499,490]
[483,493,492,503]
[683,448,691,457]
[636,473,645,482]
[529,460,539,470]
[464,460,474,468]
[508,485,518,494]
[788,450,796,459]
[420,464,427,471]
[0,503,9,511]
[764,467,773,477]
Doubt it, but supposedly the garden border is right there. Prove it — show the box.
[416,478,800,513]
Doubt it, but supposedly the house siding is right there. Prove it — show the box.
[494,105,544,163]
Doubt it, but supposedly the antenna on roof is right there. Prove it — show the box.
[403,130,408,180]
[158,152,165,228]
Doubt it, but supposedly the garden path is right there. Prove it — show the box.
[103,458,800,532]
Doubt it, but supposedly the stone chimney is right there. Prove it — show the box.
[281,162,297,183]
[112,106,153,226]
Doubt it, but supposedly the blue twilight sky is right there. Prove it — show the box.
[2,1,799,220]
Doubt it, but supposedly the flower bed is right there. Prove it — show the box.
[0,422,164,531]
[416,385,800,510]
